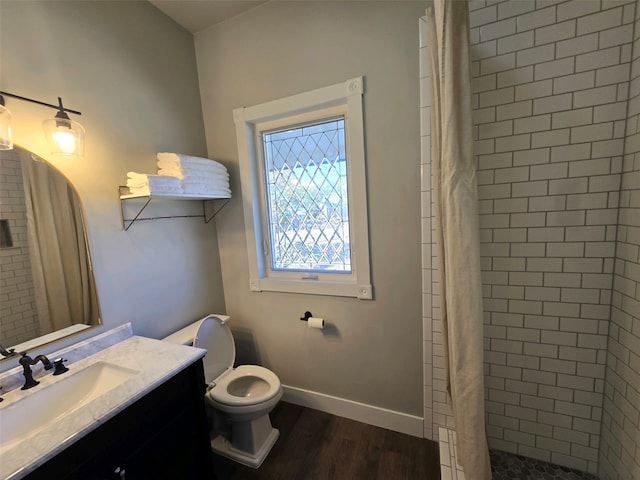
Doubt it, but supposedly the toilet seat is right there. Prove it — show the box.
[193,315,281,407]
[208,365,281,406]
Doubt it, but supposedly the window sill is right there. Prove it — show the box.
[250,277,373,300]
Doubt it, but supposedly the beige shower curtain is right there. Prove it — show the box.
[22,152,97,334]
[425,1,492,478]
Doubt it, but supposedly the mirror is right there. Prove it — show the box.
[0,146,101,357]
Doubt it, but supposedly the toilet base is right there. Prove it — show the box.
[211,427,279,469]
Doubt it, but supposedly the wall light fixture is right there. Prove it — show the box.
[0,91,84,157]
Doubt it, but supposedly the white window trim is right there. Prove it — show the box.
[233,77,372,300]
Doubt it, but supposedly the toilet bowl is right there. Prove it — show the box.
[163,314,282,468]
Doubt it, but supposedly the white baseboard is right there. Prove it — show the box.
[281,385,424,438]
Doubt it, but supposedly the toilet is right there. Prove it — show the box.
[163,314,282,468]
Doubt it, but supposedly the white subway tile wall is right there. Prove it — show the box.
[599,2,640,479]
[439,427,467,480]
[421,0,640,477]
[419,16,435,442]
[0,149,40,346]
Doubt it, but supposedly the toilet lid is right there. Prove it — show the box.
[193,315,235,382]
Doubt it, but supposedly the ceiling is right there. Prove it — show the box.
[149,0,268,34]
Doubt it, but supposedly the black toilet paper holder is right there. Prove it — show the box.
[300,311,313,322]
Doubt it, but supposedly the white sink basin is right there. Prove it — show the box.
[0,361,139,454]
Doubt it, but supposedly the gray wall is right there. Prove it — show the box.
[195,1,427,416]
[0,0,226,368]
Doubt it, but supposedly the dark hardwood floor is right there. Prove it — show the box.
[211,401,441,480]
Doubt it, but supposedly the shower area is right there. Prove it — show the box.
[420,1,640,479]
[0,149,40,346]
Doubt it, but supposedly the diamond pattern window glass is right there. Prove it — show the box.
[262,117,351,273]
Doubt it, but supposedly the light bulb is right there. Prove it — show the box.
[43,115,85,157]
[52,129,76,154]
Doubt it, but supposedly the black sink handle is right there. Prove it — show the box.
[53,358,69,376]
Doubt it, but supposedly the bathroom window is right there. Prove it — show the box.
[234,77,372,299]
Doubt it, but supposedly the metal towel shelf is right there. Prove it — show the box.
[118,186,230,231]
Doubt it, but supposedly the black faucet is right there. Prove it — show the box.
[0,343,16,358]
[19,352,53,390]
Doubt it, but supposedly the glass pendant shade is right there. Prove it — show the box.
[43,116,85,156]
[0,103,13,150]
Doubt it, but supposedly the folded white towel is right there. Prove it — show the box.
[128,185,184,196]
[157,153,227,173]
[127,171,148,179]
[157,152,225,166]
[183,190,231,198]
[158,168,229,182]
[126,174,182,189]
[181,177,229,187]
[157,157,227,173]
[181,181,231,190]
[125,173,183,197]
[157,162,227,176]
[183,184,232,196]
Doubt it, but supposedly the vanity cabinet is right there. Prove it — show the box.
[24,361,213,480]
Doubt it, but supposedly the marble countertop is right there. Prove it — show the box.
[0,335,206,480]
